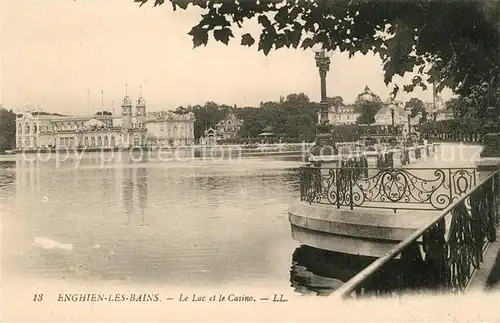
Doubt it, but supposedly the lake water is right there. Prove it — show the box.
[0,143,482,296]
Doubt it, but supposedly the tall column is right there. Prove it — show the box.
[315,50,331,124]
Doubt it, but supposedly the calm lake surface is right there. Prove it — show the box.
[0,144,482,296]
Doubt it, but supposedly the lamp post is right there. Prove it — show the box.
[313,47,333,124]
[310,45,336,156]
[404,106,412,138]
[385,98,396,133]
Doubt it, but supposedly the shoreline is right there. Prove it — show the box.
[10,143,315,155]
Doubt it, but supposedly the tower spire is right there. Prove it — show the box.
[139,84,142,97]
[101,90,104,112]
[125,83,128,96]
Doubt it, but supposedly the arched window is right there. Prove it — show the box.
[25,123,30,134]
[104,136,109,147]
[33,124,37,134]
[84,137,88,147]
[91,137,96,147]
[133,136,140,146]
[111,136,116,147]
[18,124,22,134]
[97,136,102,146]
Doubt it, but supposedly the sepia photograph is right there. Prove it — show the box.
[1,0,500,321]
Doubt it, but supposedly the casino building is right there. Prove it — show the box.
[15,93,196,150]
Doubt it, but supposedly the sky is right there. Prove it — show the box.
[1,0,453,115]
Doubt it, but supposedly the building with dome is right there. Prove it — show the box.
[14,92,191,150]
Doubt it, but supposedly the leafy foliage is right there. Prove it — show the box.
[405,98,427,121]
[419,117,482,137]
[174,102,231,139]
[32,111,65,116]
[236,93,317,140]
[445,97,468,118]
[0,108,16,152]
[331,124,361,142]
[356,100,383,125]
[327,96,345,108]
[173,93,317,141]
[95,111,113,115]
[138,0,500,103]
[354,91,383,125]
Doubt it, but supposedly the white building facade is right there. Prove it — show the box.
[318,105,360,125]
[146,110,195,147]
[15,94,148,150]
[15,94,196,150]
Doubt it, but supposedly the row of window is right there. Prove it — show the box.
[82,136,117,147]
[331,115,355,120]
[17,123,37,134]
[16,122,149,134]
[158,123,192,131]
[122,109,146,116]
[16,135,144,148]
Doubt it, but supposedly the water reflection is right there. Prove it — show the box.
[291,243,441,296]
[290,245,376,296]
[2,153,301,286]
[0,161,16,189]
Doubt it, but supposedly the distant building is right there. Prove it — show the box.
[146,110,195,147]
[435,110,454,121]
[15,94,148,150]
[320,105,360,125]
[373,101,406,127]
[15,93,196,150]
[200,127,217,146]
[216,112,242,140]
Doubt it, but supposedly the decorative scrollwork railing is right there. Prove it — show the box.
[299,166,477,212]
[333,170,500,298]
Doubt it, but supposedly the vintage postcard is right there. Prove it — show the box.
[1,0,500,321]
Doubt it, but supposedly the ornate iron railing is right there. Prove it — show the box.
[299,166,477,212]
[333,169,500,298]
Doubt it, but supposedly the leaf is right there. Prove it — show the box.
[287,29,302,48]
[241,33,255,46]
[188,26,209,48]
[214,28,234,45]
[134,0,148,7]
[172,0,189,10]
[301,38,315,49]
[390,85,400,98]
[191,0,208,9]
[257,15,272,28]
[258,34,273,55]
